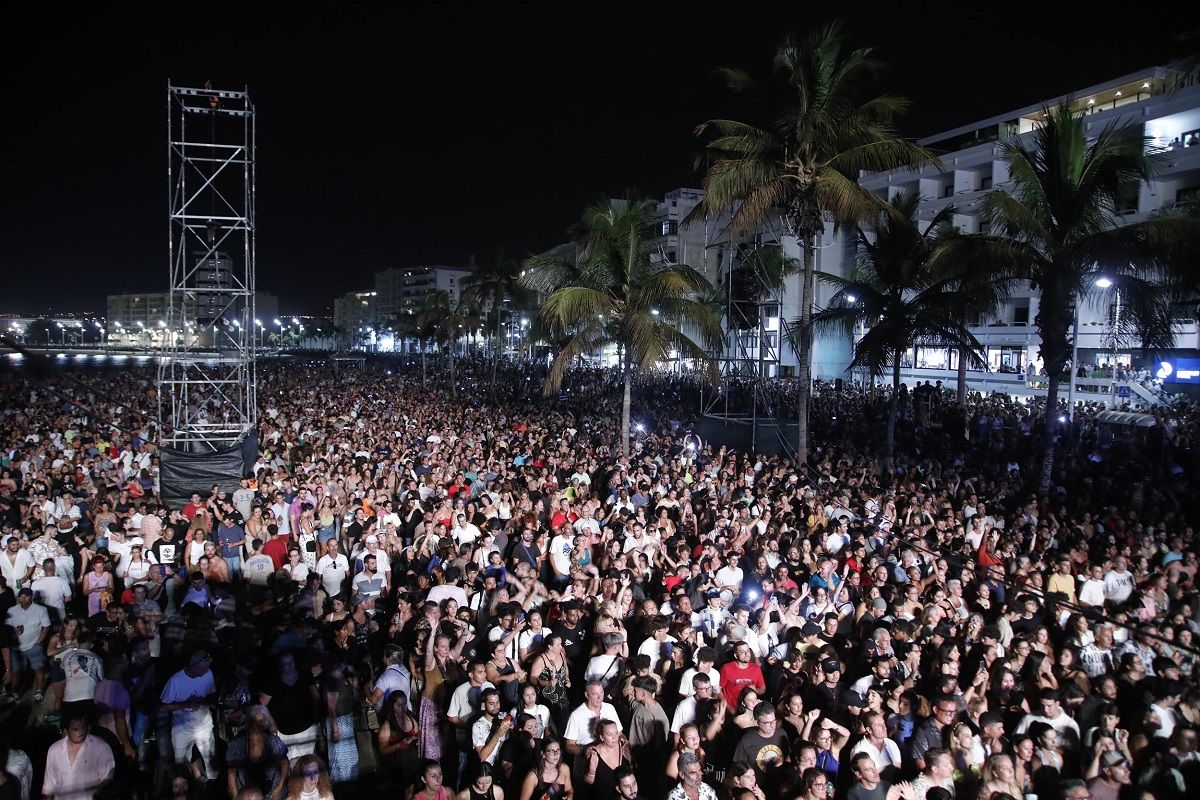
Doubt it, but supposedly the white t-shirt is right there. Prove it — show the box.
[563,702,623,747]
[31,575,72,616]
[62,648,103,703]
[160,668,217,732]
[548,534,573,576]
[6,603,50,651]
[244,555,276,587]
[316,553,350,596]
[1103,569,1134,604]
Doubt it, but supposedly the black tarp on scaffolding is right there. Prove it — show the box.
[159,435,257,509]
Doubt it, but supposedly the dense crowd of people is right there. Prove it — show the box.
[0,355,1197,800]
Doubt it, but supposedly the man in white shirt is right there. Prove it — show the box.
[31,559,72,622]
[547,527,574,584]
[1015,691,1081,752]
[452,514,481,547]
[564,682,623,754]
[848,712,904,780]
[0,536,35,591]
[269,493,291,535]
[315,539,350,598]
[350,554,387,607]
[636,617,677,673]
[472,688,511,766]
[6,589,51,701]
[1103,556,1135,605]
[160,651,218,780]
[671,673,718,740]
[572,507,601,540]
[1078,564,1107,608]
[243,541,276,587]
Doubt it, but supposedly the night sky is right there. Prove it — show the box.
[3,2,1187,315]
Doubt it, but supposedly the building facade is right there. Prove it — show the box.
[851,65,1200,395]
[374,265,472,320]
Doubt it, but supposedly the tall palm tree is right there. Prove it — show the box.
[693,21,937,465]
[522,197,723,456]
[461,250,530,396]
[415,290,479,397]
[932,101,1200,494]
[814,192,983,472]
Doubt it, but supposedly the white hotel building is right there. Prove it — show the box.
[840,65,1200,397]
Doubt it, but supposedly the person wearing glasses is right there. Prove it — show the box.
[912,697,959,772]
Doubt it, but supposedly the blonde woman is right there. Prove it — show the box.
[979,754,1022,800]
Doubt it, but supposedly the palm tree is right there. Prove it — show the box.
[415,290,478,397]
[522,197,723,456]
[813,192,983,472]
[932,101,1200,494]
[461,250,531,396]
[693,21,937,466]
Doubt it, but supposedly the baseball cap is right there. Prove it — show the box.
[801,622,821,636]
[822,657,842,673]
[842,690,869,709]
[1100,751,1127,768]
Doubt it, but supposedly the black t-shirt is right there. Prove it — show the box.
[732,728,790,777]
[151,539,181,569]
[552,621,588,664]
[848,780,890,800]
[262,673,316,734]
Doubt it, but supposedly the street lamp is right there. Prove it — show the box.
[255,319,264,349]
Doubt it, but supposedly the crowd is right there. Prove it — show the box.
[0,355,1196,800]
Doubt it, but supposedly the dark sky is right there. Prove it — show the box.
[3,2,1187,315]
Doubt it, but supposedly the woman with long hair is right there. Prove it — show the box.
[518,738,571,800]
[979,754,1023,800]
[724,761,767,800]
[285,754,334,800]
[378,682,421,784]
[225,705,290,800]
[731,687,761,730]
[45,616,82,712]
[528,635,571,731]
[459,761,505,800]
[576,719,628,800]
[666,723,706,781]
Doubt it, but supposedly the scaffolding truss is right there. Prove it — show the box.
[698,212,791,450]
[157,83,257,452]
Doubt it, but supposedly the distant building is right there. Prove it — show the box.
[850,64,1200,394]
[374,265,472,320]
[333,290,378,332]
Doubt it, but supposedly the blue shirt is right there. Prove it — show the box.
[217,523,246,558]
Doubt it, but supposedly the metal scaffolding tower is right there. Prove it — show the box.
[157,83,257,452]
[698,208,792,452]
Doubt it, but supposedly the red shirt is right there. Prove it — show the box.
[550,510,578,530]
[262,534,291,570]
[719,660,765,708]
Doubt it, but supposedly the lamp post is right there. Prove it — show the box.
[255,319,264,350]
